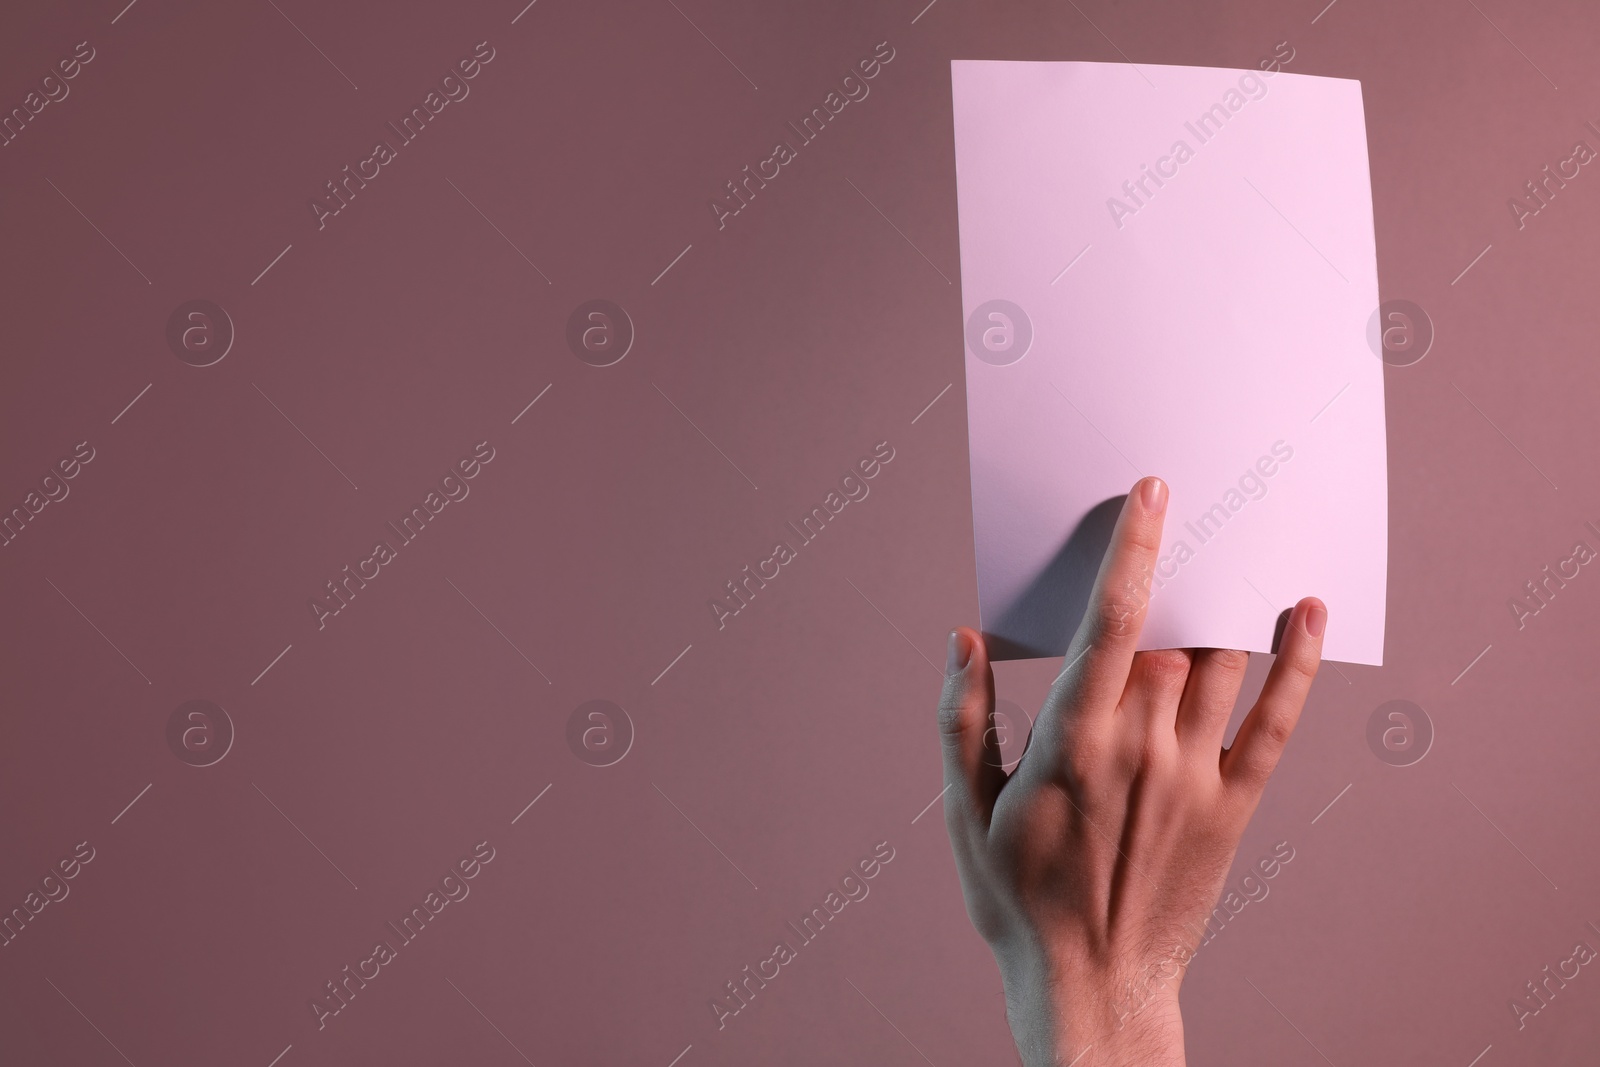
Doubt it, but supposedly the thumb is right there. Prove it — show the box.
[937,627,1005,836]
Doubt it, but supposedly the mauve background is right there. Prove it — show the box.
[1,0,1596,1064]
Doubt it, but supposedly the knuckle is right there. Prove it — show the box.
[1126,518,1163,556]
[1284,649,1321,685]
[1091,599,1134,641]
[1223,745,1266,787]
[1093,577,1150,641]
[936,698,971,741]
[1292,663,1322,692]
[1258,708,1296,747]
[1209,648,1251,673]
[1141,648,1192,684]
[1236,750,1278,789]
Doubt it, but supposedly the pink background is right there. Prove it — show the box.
[1,1,1597,1065]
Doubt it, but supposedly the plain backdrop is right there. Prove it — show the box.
[1,1,1597,1065]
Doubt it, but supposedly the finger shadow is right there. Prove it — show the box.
[1270,607,1292,654]
[984,494,1124,661]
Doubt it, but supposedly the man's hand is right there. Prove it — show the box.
[937,476,1327,1067]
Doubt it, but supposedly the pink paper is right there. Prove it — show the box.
[952,60,1387,665]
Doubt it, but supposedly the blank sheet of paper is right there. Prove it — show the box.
[951,60,1387,665]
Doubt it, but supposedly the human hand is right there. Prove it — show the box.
[937,476,1326,1067]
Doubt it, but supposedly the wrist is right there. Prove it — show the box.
[997,947,1186,1067]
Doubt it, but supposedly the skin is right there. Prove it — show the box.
[937,476,1326,1066]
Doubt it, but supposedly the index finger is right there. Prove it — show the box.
[1042,476,1169,727]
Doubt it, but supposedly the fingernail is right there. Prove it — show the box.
[1141,476,1167,512]
[1304,600,1327,638]
[946,629,973,675]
